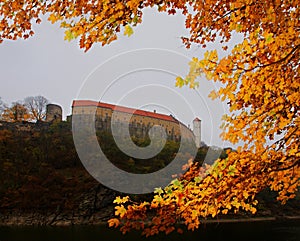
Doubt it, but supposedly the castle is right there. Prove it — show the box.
[1,100,201,148]
[58,100,202,148]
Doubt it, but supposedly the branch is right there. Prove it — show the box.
[244,44,300,72]
[275,159,300,172]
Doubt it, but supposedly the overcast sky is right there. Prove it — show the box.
[0,8,240,148]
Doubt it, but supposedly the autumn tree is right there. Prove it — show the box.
[24,95,49,122]
[1,0,299,236]
[109,1,299,236]
[2,102,31,122]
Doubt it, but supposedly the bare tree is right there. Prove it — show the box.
[24,95,49,121]
[0,97,4,116]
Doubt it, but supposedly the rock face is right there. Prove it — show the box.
[0,185,117,226]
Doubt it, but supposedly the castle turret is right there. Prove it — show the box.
[193,117,201,148]
[46,104,62,122]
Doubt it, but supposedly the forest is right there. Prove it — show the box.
[0,120,225,213]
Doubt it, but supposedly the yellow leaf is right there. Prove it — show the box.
[48,14,58,24]
[115,205,127,218]
[113,196,129,204]
[124,25,134,37]
[208,90,218,100]
[175,76,184,87]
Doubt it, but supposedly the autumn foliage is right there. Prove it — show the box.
[0,96,48,122]
[1,0,299,237]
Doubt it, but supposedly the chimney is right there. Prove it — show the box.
[153,110,156,113]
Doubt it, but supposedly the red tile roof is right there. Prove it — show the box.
[193,117,201,122]
[72,100,179,123]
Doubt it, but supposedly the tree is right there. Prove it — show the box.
[2,102,31,122]
[1,0,299,236]
[110,1,299,236]
[0,1,187,51]
[0,97,5,117]
[24,95,49,122]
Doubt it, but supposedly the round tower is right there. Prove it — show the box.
[193,117,201,148]
[46,104,62,122]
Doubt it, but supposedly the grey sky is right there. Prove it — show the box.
[0,8,237,148]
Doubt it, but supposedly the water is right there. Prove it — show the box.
[0,220,299,241]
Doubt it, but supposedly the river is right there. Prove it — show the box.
[0,220,299,241]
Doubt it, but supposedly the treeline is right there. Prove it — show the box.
[0,95,49,122]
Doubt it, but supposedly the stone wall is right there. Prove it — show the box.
[46,104,63,122]
[72,105,194,142]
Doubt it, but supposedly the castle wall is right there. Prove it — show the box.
[71,104,193,142]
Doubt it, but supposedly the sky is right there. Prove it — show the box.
[0,8,239,148]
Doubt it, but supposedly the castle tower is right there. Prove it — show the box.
[46,104,62,122]
[193,117,201,148]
